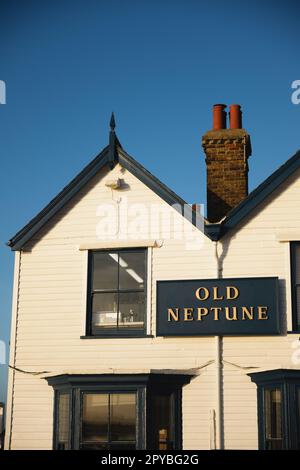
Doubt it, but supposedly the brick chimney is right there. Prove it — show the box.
[202,104,251,223]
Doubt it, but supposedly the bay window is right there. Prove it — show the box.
[47,374,191,450]
[249,369,300,449]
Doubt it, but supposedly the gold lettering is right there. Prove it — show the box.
[184,308,194,321]
[210,307,222,321]
[226,286,239,299]
[213,287,224,300]
[168,308,179,322]
[258,306,268,320]
[195,287,209,301]
[225,306,238,320]
[197,307,209,320]
[241,306,254,320]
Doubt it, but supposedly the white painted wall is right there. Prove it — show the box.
[5,161,300,450]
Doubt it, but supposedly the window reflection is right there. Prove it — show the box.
[82,394,108,443]
[118,292,144,328]
[92,293,118,333]
[265,389,282,450]
[110,394,136,442]
[92,252,118,291]
[119,252,145,290]
[80,393,136,450]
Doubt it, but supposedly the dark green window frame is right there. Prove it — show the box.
[47,374,191,450]
[53,389,73,450]
[249,369,300,450]
[291,242,300,332]
[86,248,148,338]
[79,390,137,450]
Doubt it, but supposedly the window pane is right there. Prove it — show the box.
[80,393,136,451]
[92,252,118,290]
[110,393,136,442]
[92,293,118,333]
[119,251,145,291]
[57,393,70,450]
[118,292,145,329]
[82,394,109,443]
[265,388,282,450]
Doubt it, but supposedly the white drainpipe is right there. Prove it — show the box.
[214,241,223,450]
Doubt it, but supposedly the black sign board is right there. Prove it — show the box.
[156,277,280,336]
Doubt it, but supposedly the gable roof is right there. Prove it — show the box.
[7,116,300,249]
[7,117,203,250]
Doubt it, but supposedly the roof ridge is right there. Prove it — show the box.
[6,124,300,248]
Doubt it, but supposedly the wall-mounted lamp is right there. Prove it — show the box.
[105,178,122,190]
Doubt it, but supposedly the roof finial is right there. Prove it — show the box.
[110,112,116,131]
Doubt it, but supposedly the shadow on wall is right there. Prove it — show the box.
[208,190,233,224]
[216,236,232,279]
[278,279,287,334]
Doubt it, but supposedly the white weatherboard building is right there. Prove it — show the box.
[4,106,300,450]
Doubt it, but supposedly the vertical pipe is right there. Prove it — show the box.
[213,104,227,130]
[214,241,223,450]
[229,104,242,129]
[215,335,223,449]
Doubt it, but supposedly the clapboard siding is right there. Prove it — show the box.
[6,163,300,449]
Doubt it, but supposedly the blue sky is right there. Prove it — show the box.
[0,0,299,403]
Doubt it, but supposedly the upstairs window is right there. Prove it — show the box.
[87,249,147,336]
[291,242,300,331]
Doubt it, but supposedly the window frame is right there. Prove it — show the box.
[47,374,190,450]
[249,369,300,450]
[290,242,300,331]
[86,248,148,338]
[146,383,183,450]
[77,387,144,450]
[258,383,284,450]
[53,388,73,450]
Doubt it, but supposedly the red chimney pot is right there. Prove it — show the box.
[213,104,227,130]
[229,104,242,129]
